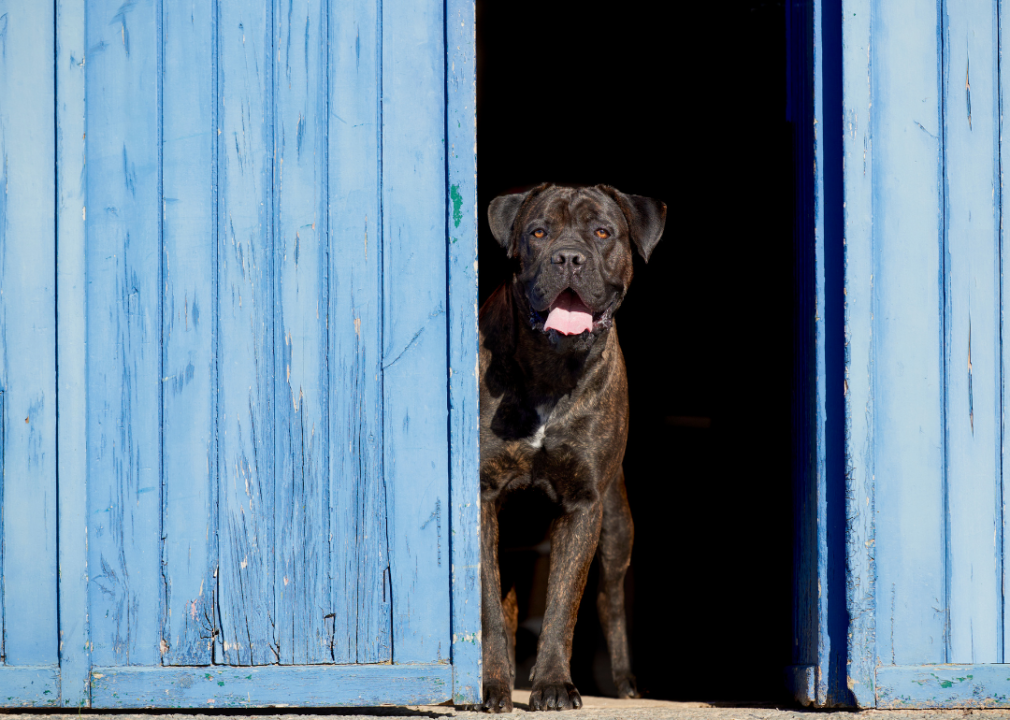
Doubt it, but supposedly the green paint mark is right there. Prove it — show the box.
[450,184,464,228]
[935,675,970,689]
[218,681,225,687]
[451,236,459,244]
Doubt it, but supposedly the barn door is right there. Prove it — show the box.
[0,0,479,708]
[794,0,1010,709]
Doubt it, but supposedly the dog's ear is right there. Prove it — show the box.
[598,186,667,263]
[488,190,531,257]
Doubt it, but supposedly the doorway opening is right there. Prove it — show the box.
[476,0,794,702]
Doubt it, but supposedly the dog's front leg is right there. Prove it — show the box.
[529,502,603,711]
[481,499,514,713]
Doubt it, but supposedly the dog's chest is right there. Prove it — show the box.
[526,404,554,449]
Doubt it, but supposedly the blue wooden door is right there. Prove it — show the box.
[794,0,1010,709]
[0,0,479,708]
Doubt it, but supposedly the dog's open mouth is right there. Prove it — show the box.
[544,289,594,335]
[532,288,615,337]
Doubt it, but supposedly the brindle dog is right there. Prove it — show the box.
[479,184,666,712]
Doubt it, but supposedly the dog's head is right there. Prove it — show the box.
[489,184,667,350]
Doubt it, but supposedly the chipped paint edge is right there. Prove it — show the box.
[89,664,452,708]
[876,665,1010,708]
[445,0,481,707]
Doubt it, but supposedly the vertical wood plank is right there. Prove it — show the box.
[382,0,451,663]
[57,0,91,703]
[446,0,481,704]
[942,0,1001,664]
[161,0,218,665]
[217,0,277,665]
[811,0,836,702]
[86,0,162,667]
[786,0,820,701]
[872,0,947,666]
[0,0,59,668]
[840,0,875,705]
[327,0,388,665]
[1003,0,1010,666]
[273,0,331,665]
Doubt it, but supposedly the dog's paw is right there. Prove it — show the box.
[529,681,582,711]
[481,681,513,713]
[615,673,639,699]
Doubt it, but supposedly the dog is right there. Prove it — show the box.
[479,183,667,712]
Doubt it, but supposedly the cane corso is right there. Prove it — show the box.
[479,183,667,712]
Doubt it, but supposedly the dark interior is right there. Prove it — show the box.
[476,0,794,702]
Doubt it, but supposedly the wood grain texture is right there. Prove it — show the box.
[942,0,1001,665]
[381,0,452,664]
[839,0,875,706]
[1002,0,1010,666]
[86,0,162,668]
[161,0,218,666]
[270,0,329,666]
[326,0,390,665]
[90,663,451,708]
[445,0,481,704]
[273,0,331,665]
[0,668,61,708]
[85,0,164,668]
[217,0,277,666]
[0,0,58,668]
[56,0,91,704]
[871,0,946,667]
[877,664,1010,708]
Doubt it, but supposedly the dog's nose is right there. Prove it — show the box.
[551,248,585,267]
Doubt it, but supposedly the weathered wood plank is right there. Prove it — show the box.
[1002,0,1010,666]
[0,668,61,708]
[85,0,162,668]
[446,0,481,704]
[89,663,451,708]
[872,0,946,667]
[327,0,388,665]
[161,0,218,666]
[381,0,451,664]
[839,0,875,705]
[273,0,331,665]
[217,0,277,666]
[877,664,1010,708]
[56,0,91,704]
[811,0,838,703]
[0,0,58,668]
[942,0,1001,665]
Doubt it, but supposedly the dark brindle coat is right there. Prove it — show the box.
[479,184,666,712]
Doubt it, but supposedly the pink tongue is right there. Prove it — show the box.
[544,291,593,335]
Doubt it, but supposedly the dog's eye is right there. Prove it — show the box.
[595,228,610,239]
[532,229,546,239]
